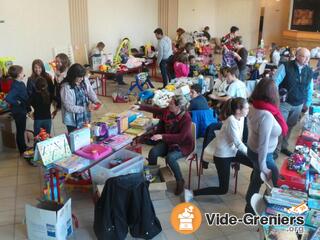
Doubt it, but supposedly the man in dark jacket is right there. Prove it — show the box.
[273,47,313,157]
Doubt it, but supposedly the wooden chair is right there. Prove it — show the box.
[187,123,199,189]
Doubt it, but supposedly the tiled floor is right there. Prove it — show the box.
[0,76,299,240]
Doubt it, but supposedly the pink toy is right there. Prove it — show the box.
[75,144,112,160]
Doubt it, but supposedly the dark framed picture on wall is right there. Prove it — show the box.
[290,0,320,32]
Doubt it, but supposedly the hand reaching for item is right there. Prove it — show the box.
[264,168,272,181]
[208,93,217,100]
[151,134,162,141]
[131,105,140,111]
[28,112,34,120]
[51,110,58,119]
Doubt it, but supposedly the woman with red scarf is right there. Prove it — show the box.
[245,78,288,214]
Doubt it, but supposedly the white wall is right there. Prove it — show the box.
[261,0,291,46]
[178,0,260,50]
[88,0,158,55]
[0,0,71,76]
[178,0,216,34]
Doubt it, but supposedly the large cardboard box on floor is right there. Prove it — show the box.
[0,113,16,149]
[25,199,73,240]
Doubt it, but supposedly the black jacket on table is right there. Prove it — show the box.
[94,173,162,240]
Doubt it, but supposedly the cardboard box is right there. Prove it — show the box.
[1,130,16,148]
[159,166,175,183]
[25,199,73,240]
[0,113,14,132]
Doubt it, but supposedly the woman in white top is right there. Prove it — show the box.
[185,97,252,201]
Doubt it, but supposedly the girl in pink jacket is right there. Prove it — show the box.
[174,53,190,78]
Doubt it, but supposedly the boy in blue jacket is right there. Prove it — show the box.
[5,65,31,155]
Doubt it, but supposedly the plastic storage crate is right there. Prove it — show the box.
[90,149,144,184]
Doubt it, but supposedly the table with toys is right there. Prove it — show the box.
[28,110,159,204]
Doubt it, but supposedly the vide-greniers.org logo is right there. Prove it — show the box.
[205,213,305,227]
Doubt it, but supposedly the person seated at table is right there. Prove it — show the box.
[89,42,106,58]
[132,95,193,195]
[184,97,252,201]
[211,67,229,97]
[188,55,201,77]
[174,53,190,78]
[208,66,247,102]
[60,63,101,133]
[189,84,209,111]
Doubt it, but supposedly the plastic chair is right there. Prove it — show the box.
[260,172,273,195]
[128,72,154,94]
[187,123,199,189]
[250,193,266,240]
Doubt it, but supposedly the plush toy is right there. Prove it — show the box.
[35,128,50,142]
[99,64,108,72]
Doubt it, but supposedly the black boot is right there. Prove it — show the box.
[175,179,185,195]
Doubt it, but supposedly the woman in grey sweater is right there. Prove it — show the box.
[245,78,288,214]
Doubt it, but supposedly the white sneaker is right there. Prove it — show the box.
[184,189,194,202]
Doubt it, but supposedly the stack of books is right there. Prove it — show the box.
[265,187,308,208]
[103,134,133,151]
[53,155,91,174]
[130,117,152,130]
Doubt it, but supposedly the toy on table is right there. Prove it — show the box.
[0,92,9,112]
[103,134,132,151]
[302,130,320,142]
[75,144,112,161]
[35,128,50,142]
[93,122,108,141]
[278,158,306,190]
[287,153,308,174]
[69,127,91,152]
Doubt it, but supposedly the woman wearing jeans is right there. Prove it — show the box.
[184,97,252,201]
[245,78,288,214]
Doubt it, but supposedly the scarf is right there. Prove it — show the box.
[74,82,91,128]
[252,100,288,136]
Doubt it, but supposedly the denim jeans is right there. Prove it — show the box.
[159,59,170,87]
[34,119,52,136]
[277,102,303,151]
[148,141,184,181]
[238,67,247,81]
[245,148,278,213]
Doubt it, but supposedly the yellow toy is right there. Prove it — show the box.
[0,57,15,76]
[165,84,175,92]
[114,38,132,64]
